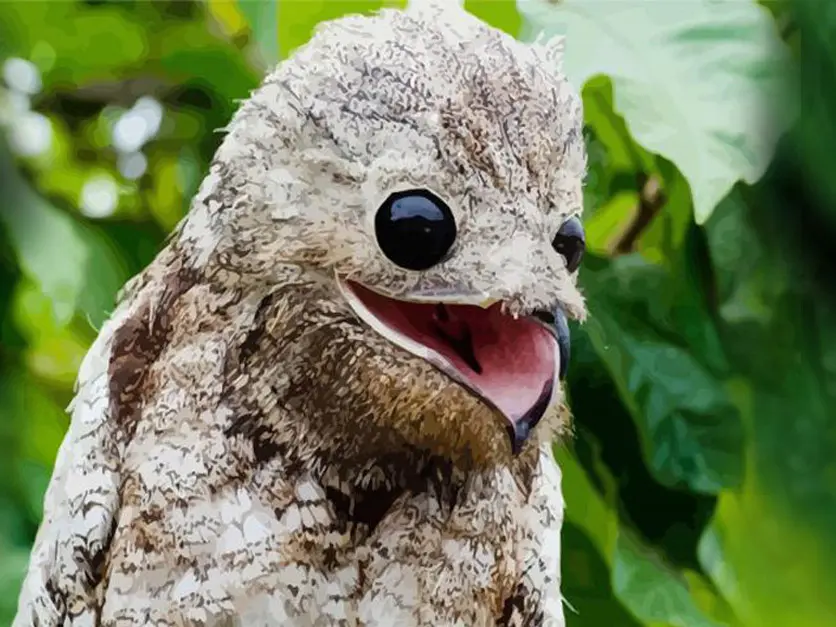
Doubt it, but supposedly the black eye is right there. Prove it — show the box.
[375,189,457,271]
[552,216,585,273]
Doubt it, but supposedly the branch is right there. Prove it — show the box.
[612,174,666,254]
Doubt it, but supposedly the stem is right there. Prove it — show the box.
[612,174,666,254]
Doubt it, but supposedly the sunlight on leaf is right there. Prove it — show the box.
[518,0,797,223]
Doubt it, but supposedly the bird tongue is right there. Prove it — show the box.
[346,282,556,426]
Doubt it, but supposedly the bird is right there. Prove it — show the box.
[13,1,587,625]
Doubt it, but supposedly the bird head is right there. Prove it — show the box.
[174,0,587,480]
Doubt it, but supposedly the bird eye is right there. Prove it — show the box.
[375,189,457,271]
[552,216,585,273]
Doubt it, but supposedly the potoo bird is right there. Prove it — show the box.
[14,1,587,625]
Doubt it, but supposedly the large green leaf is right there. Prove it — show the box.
[581,254,743,493]
[699,193,836,627]
[517,0,796,223]
[701,369,836,626]
[0,369,68,481]
[557,444,734,627]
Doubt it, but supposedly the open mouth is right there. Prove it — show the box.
[337,278,567,454]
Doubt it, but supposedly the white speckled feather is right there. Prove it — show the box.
[14,2,585,625]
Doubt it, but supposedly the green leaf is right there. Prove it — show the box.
[11,280,90,387]
[0,149,90,326]
[0,521,34,627]
[786,0,836,234]
[238,0,279,65]
[636,162,695,268]
[0,498,31,552]
[555,446,642,626]
[556,444,619,563]
[682,569,743,627]
[582,77,657,177]
[581,255,743,493]
[702,192,789,383]
[583,190,638,257]
[700,192,836,627]
[701,370,836,626]
[0,547,29,627]
[518,0,796,223]
[562,523,644,627]
[556,443,732,627]
[0,371,67,475]
[154,20,261,105]
[0,369,67,546]
[614,532,729,627]
[0,146,130,330]
[0,2,259,109]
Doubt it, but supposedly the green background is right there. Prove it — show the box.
[0,1,831,625]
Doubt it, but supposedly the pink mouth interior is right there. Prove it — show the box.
[347,281,556,426]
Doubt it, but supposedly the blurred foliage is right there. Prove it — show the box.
[0,0,831,626]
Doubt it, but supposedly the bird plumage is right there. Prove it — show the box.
[14,2,586,625]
